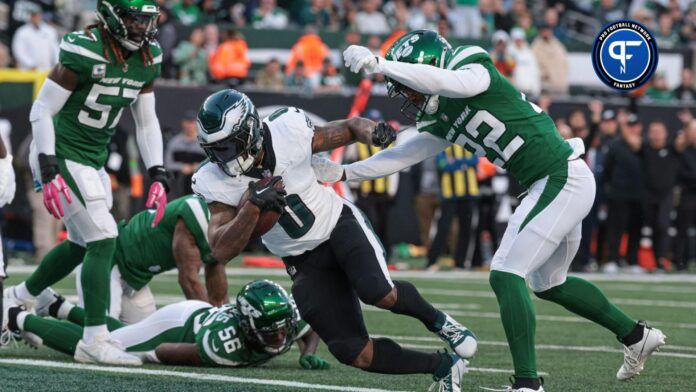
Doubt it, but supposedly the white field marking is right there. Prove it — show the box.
[596,283,696,294]
[0,359,408,392]
[431,302,482,310]
[10,265,696,283]
[375,335,696,358]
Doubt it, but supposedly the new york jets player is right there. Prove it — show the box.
[192,89,476,392]
[4,0,169,365]
[3,280,329,369]
[313,30,666,391]
[72,194,226,325]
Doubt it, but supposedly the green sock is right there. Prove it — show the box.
[489,270,538,379]
[24,314,83,356]
[25,241,86,296]
[81,238,116,326]
[534,276,636,338]
[67,306,125,331]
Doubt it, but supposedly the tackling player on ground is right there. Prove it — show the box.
[191,89,477,391]
[2,280,329,370]
[4,0,169,365]
[312,30,666,391]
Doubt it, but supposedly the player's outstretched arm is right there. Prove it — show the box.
[207,201,260,263]
[311,117,396,153]
[297,330,330,370]
[204,261,229,306]
[155,343,202,366]
[173,219,208,302]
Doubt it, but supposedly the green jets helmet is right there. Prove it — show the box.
[96,0,160,51]
[196,89,263,177]
[385,30,453,120]
[236,279,297,354]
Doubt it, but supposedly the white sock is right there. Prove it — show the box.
[57,301,75,320]
[14,282,35,301]
[16,311,28,331]
[82,325,109,344]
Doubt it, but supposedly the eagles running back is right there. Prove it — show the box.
[193,107,344,257]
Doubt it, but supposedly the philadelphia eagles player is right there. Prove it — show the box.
[3,280,329,370]
[4,0,169,365]
[73,194,226,325]
[312,30,666,391]
[192,89,476,392]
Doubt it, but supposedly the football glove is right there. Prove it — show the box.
[343,45,383,74]
[146,166,170,227]
[299,354,330,370]
[311,155,344,183]
[0,155,16,207]
[38,153,72,219]
[248,176,287,213]
[372,122,397,148]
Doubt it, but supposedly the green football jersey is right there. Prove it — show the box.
[56,28,162,168]
[194,304,309,367]
[417,45,573,187]
[114,195,214,290]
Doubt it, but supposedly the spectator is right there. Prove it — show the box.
[675,68,696,103]
[11,3,58,71]
[408,0,439,31]
[203,24,220,56]
[438,18,452,39]
[603,114,645,273]
[568,109,589,140]
[491,0,514,33]
[200,0,221,24]
[209,29,251,83]
[508,27,540,96]
[515,11,537,41]
[285,61,313,92]
[543,8,567,41]
[356,0,390,35]
[490,30,515,78]
[532,23,569,95]
[317,58,345,92]
[645,73,676,102]
[299,0,334,28]
[593,0,624,25]
[367,35,382,55]
[173,28,209,85]
[654,13,680,49]
[414,156,440,251]
[0,43,10,68]
[254,57,285,90]
[165,111,207,197]
[675,119,696,270]
[641,120,682,271]
[449,0,481,38]
[251,0,289,29]
[157,8,178,79]
[285,27,330,81]
[172,0,202,26]
[427,146,479,270]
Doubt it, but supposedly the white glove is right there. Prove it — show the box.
[343,45,383,75]
[0,155,16,207]
[311,155,345,183]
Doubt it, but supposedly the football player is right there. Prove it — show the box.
[4,0,169,365]
[2,280,329,369]
[312,30,666,391]
[192,89,476,392]
[71,194,226,325]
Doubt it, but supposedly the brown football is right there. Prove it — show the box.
[239,176,285,238]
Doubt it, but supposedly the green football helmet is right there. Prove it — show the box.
[385,30,453,120]
[196,89,263,177]
[236,280,297,354]
[96,0,160,51]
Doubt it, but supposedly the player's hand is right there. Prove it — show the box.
[146,166,170,227]
[311,155,345,183]
[343,45,382,74]
[248,176,287,213]
[372,122,397,148]
[299,354,330,370]
[38,153,72,219]
[0,155,16,207]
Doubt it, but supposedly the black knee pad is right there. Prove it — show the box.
[327,337,369,365]
[354,275,392,305]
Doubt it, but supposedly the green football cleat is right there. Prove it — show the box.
[436,313,478,359]
[429,354,468,392]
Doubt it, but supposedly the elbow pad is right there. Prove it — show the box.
[30,79,71,123]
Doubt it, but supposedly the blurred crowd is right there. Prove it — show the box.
[2,0,696,96]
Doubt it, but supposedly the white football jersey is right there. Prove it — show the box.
[192,107,344,257]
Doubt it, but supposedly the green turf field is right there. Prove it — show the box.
[1,268,694,391]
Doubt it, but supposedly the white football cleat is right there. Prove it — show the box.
[429,354,468,392]
[3,285,35,310]
[436,313,478,359]
[74,339,143,366]
[617,322,666,381]
[35,287,65,318]
[480,376,545,392]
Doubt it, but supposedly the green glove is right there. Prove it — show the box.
[299,354,330,370]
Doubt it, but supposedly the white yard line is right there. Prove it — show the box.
[0,358,407,392]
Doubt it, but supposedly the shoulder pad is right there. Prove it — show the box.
[447,46,490,70]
